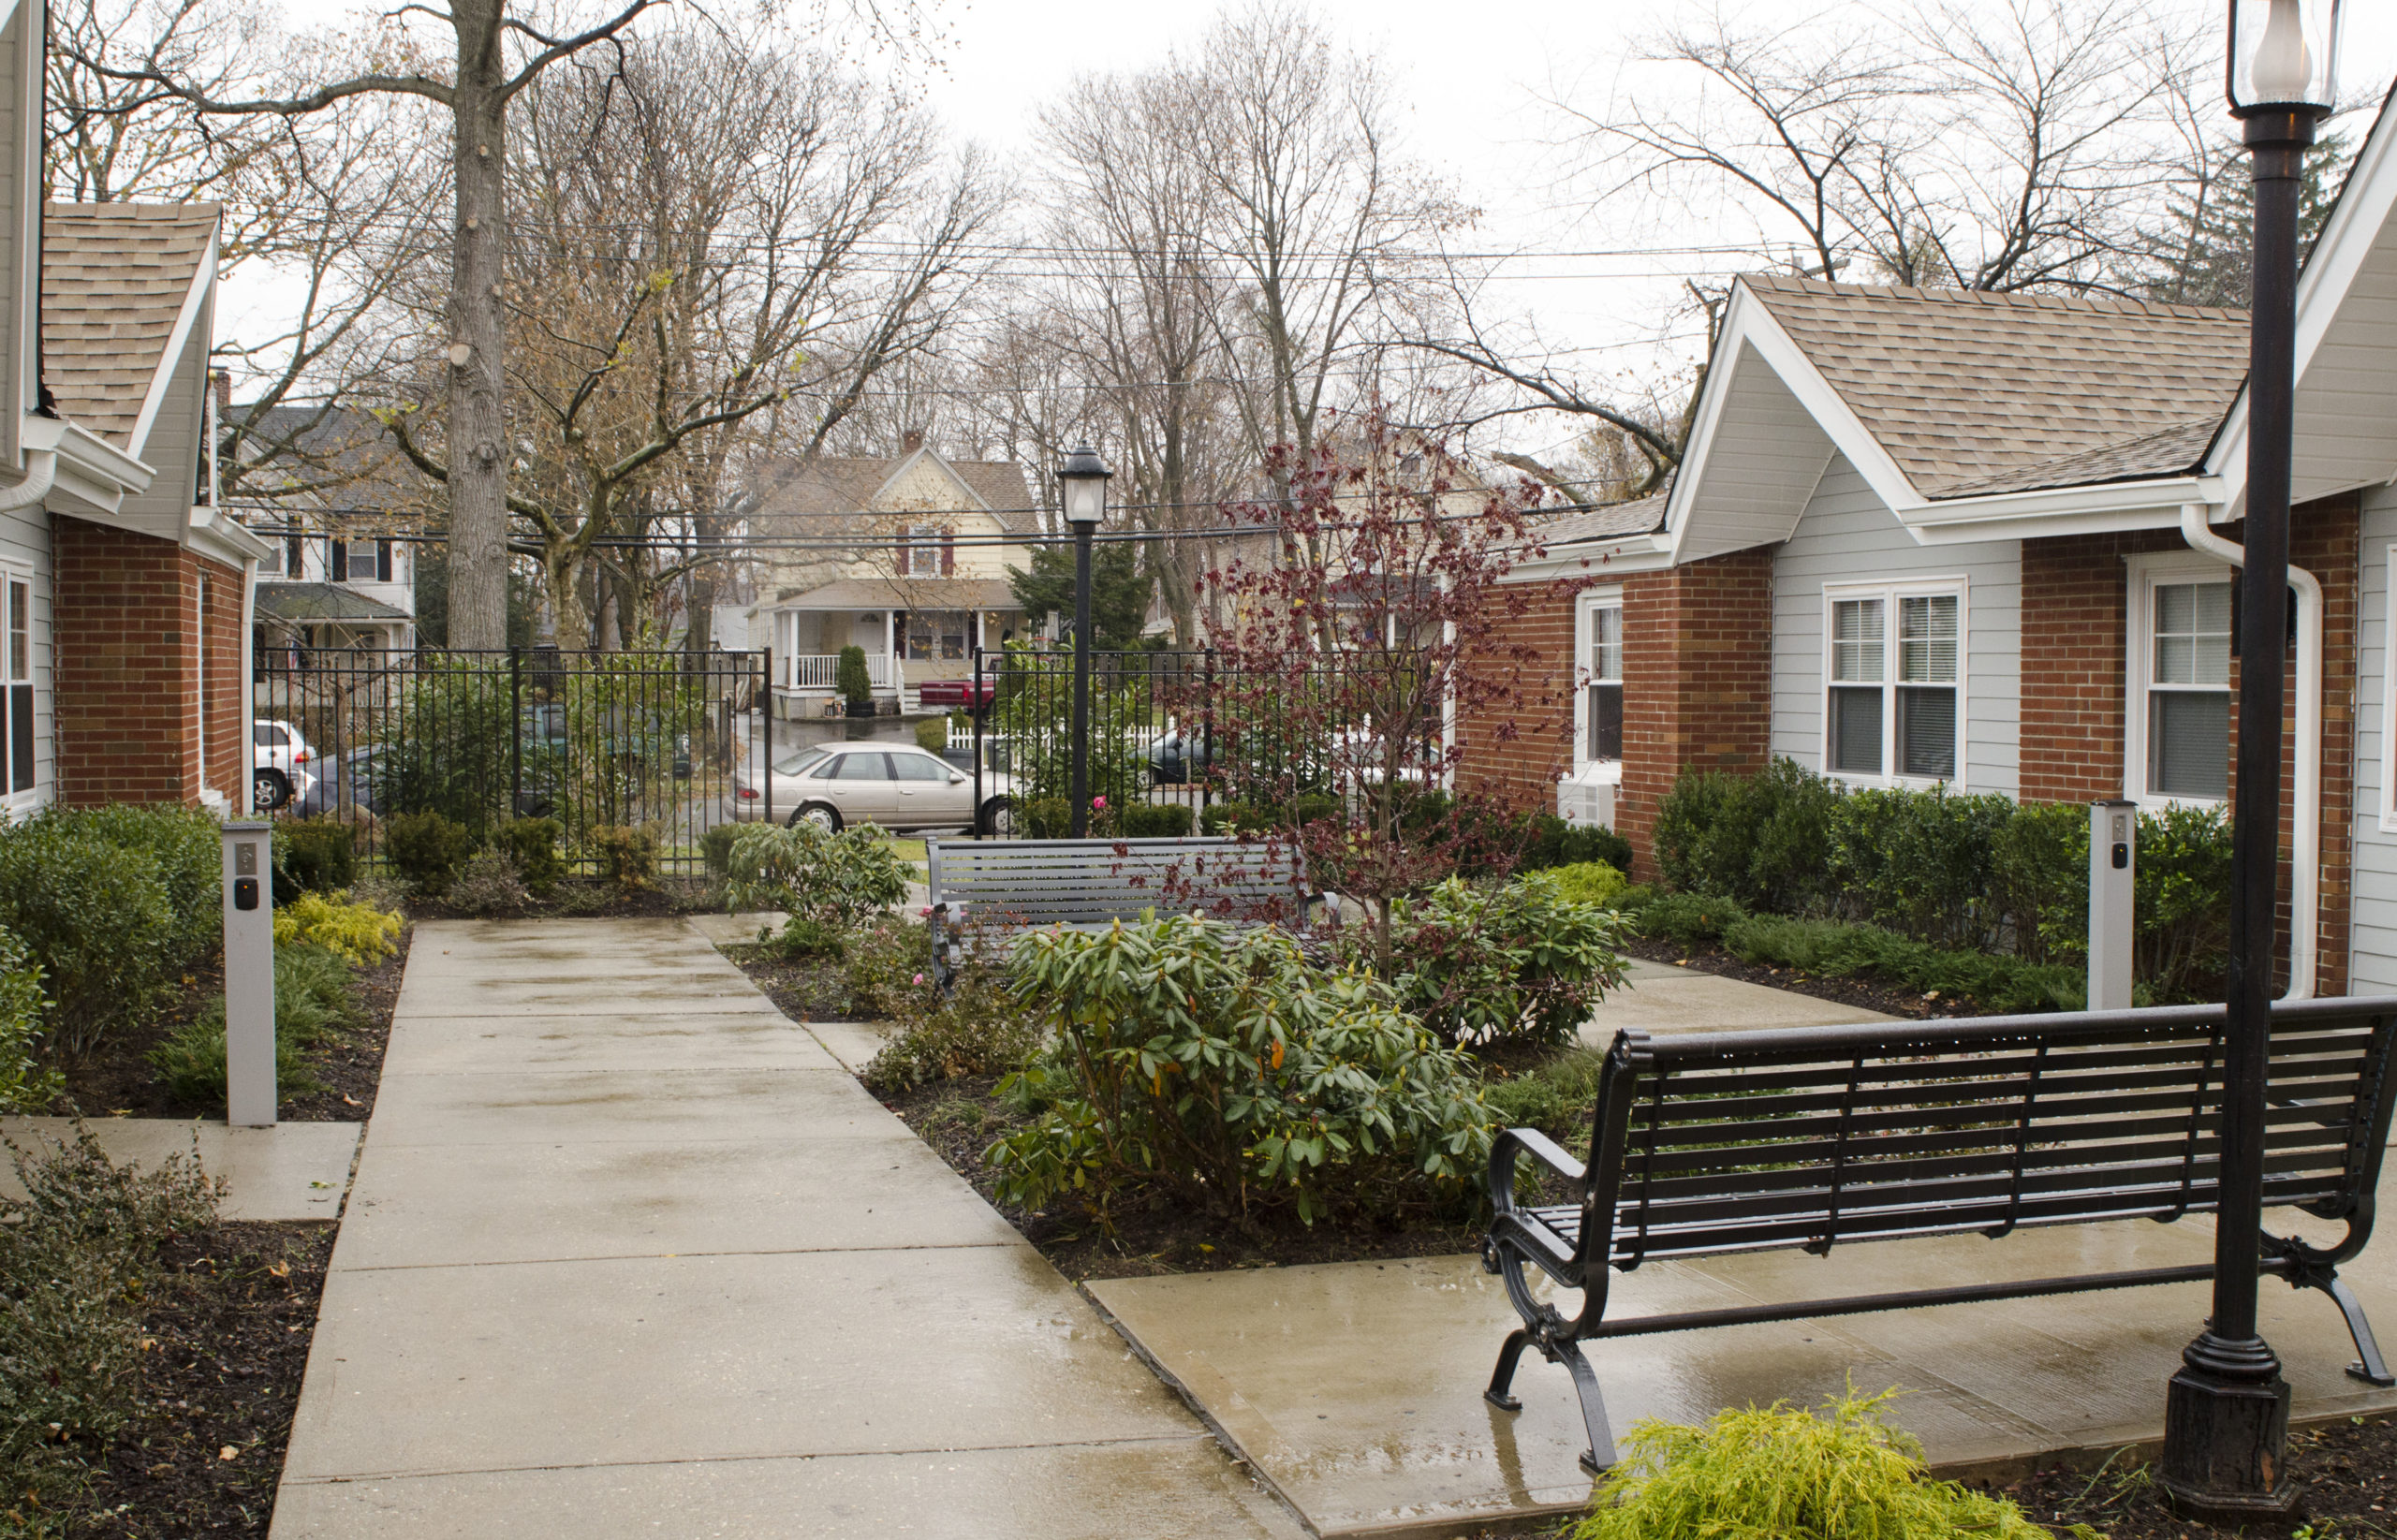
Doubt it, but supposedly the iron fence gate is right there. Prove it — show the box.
[253,645,769,876]
[966,647,1447,837]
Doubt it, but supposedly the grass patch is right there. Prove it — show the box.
[877,837,929,866]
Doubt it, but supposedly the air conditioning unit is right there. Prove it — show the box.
[1557,770,1617,830]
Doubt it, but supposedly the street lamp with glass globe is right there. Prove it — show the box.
[2157,0,2344,1518]
[1059,446,1111,839]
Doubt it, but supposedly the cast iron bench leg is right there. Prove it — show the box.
[2321,1274,2397,1386]
[1484,1328,1529,1413]
[1558,1339,1617,1474]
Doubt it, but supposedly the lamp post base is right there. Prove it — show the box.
[2157,1335,2297,1520]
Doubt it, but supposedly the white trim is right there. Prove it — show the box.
[125,223,217,463]
[1500,535,1671,584]
[1570,584,1625,775]
[0,551,36,814]
[869,445,993,515]
[187,505,273,568]
[2123,549,2236,811]
[1816,575,1970,790]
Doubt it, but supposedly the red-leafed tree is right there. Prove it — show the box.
[1192,414,1579,969]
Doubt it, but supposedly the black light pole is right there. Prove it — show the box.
[1060,446,1111,839]
[2160,0,2341,1518]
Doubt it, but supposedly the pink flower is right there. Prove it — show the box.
[1092,796,1108,811]
[919,906,933,917]
[912,973,925,986]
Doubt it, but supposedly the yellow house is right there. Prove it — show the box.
[747,433,1035,717]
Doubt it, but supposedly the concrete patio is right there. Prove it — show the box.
[1,1116,360,1222]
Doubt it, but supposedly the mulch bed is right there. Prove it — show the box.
[48,930,411,1123]
[402,876,718,922]
[726,947,854,1021]
[1993,1418,2397,1538]
[1625,933,1983,1021]
[883,1074,1484,1282]
[66,1221,334,1540]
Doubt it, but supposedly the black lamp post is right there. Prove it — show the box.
[1059,446,1111,839]
[2159,0,2342,1518]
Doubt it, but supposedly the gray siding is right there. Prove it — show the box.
[0,498,51,813]
[1770,454,2022,796]
[2352,486,2397,992]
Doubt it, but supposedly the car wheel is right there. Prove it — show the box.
[978,797,1012,838]
[791,802,842,833]
[254,770,291,812]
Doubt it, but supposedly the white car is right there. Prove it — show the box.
[252,719,318,812]
[732,742,1012,834]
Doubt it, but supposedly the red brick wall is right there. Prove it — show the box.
[51,514,243,809]
[1458,550,1773,882]
[1451,580,1579,798]
[2018,500,2358,996]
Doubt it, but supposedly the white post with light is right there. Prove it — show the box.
[221,820,277,1127]
[2087,800,2136,1012]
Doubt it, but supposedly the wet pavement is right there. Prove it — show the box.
[269,917,1299,1539]
[1090,1208,2397,1537]
[1578,957,1895,1043]
[0,1116,360,1222]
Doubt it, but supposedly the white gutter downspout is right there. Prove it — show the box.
[2181,504,2319,1000]
[0,448,56,511]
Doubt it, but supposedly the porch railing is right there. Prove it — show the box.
[779,653,894,691]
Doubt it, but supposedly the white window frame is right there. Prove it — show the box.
[2125,550,2235,810]
[1571,586,1624,780]
[1,558,37,813]
[900,523,942,578]
[1818,577,1969,788]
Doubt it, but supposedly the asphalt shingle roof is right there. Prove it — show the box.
[43,202,219,450]
[255,581,412,623]
[749,451,1037,534]
[1536,492,1669,546]
[1743,273,2249,499]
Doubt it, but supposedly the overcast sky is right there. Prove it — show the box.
[226,0,2397,465]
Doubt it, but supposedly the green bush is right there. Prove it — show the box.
[274,890,403,966]
[489,816,566,895]
[149,994,324,1107]
[385,810,477,896]
[700,821,742,878]
[275,943,359,1031]
[1383,873,1631,1049]
[986,915,1493,1225]
[0,1127,217,1474]
[1118,801,1195,837]
[1720,915,2084,1015]
[274,817,357,902]
[915,716,949,753]
[1482,1048,1608,1144]
[2133,801,2235,1003]
[1024,797,1071,840]
[0,814,178,1058]
[842,916,934,1018]
[1548,861,1628,909]
[0,926,58,1114]
[1636,892,1750,951]
[1199,800,1269,835]
[589,824,658,893]
[1831,785,2014,949]
[836,644,873,705]
[861,919,1037,1093]
[66,803,222,960]
[763,917,846,960]
[1653,758,1840,916]
[1569,1388,2056,1540]
[1991,799,2089,964]
[448,847,531,916]
[724,821,909,929]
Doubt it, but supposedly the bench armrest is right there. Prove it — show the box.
[1488,1126,1587,1214]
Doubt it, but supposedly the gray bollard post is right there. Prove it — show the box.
[221,820,277,1127]
[2088,799,2137,1012]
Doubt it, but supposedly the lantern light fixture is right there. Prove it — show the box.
[2227,0,2343,117]
[1060,445,1111,527]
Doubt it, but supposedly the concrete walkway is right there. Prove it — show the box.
[1,1117,359,1222]
[1578,957,1894,1044]
[270,917,1297,1539]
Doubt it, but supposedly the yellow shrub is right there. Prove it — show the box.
[273,891,403,967]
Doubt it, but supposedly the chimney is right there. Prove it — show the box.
[213,369,232,420]
[902,429,924,455]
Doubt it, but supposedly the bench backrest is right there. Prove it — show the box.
[1580,998,2397,1270]
[925,836,1309,926]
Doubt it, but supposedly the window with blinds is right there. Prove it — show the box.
[2148,579,2231,799]
[1587,603,1623,761]
[5,574,32,795]
[1826,588,1962,783]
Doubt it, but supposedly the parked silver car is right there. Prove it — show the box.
[732,742,1011,834]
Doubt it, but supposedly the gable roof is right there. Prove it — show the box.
[748,448,1036,535]
[1741,273,2247,500]
[1537,491,1669,546]
[42,202,219,455]
[227,403,429,520]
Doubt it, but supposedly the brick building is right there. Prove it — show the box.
[1459,84,2397,1001]
[0,0,268,822]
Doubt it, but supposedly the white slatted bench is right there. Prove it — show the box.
[923,836,1321,986]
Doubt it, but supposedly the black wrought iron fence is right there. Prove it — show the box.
[253,645,767,876]
[966,646,1446,838]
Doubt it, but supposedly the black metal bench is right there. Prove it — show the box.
[924,836,1320,985]
[1482,999,2397,1474]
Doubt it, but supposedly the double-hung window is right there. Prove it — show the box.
[3,569,33,799]
[2140,575,2232,801]
[1586,601,1623,760]
[1824,583,1962,784]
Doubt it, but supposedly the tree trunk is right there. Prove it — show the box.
[444,0,512,651]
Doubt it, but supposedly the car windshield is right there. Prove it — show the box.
[772,747,831,777]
